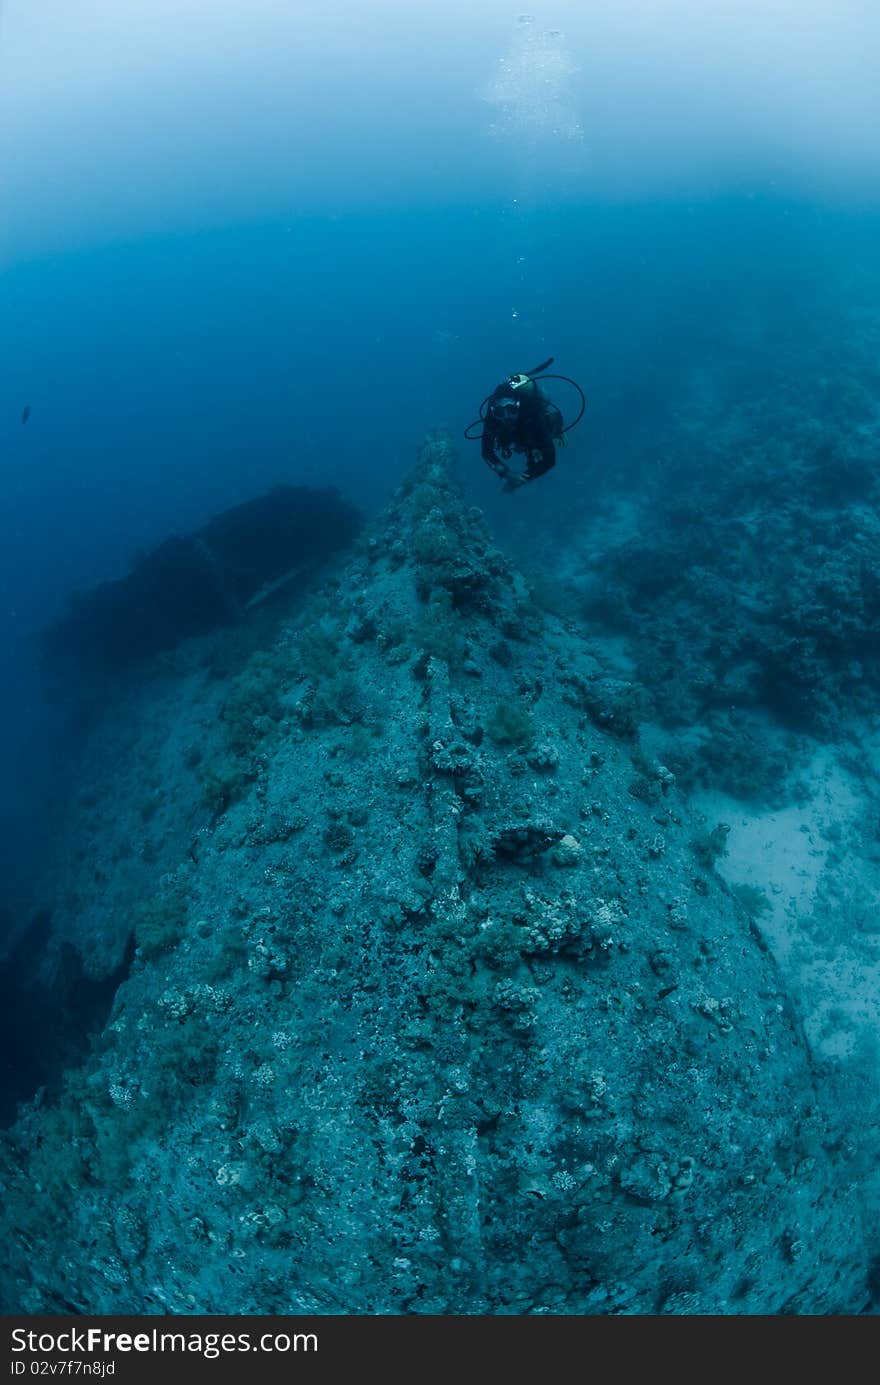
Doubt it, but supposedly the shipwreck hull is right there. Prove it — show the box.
[41,485,362,684]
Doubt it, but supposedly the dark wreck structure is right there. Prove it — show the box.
[41,485,362,686]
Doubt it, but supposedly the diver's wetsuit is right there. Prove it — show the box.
[481,380,563,482]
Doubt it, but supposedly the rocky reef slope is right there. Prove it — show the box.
[562,332,880,795]
[0,435,870,1313]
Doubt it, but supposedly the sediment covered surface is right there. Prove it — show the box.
[0,436,871,1313]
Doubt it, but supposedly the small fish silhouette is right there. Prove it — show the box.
[21,405,31,425]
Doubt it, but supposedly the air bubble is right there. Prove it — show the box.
[482,23,584,147]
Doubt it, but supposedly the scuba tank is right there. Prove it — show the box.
[464,357,586,440]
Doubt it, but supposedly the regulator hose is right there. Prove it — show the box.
[464,359,586,440]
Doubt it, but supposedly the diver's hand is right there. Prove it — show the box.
[502,471,529,492]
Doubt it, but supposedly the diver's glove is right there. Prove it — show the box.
[502,471,530,492]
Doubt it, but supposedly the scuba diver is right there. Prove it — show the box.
[465,358,585,490]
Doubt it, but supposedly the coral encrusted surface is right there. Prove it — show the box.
[0,436,870,1313]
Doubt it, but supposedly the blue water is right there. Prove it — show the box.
[2,1,879,903]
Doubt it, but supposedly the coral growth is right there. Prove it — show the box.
[0,434,871,1315]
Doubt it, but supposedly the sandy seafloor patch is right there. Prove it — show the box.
[693,739,880,1065]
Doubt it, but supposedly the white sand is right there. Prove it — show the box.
[694,747,880,1063]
